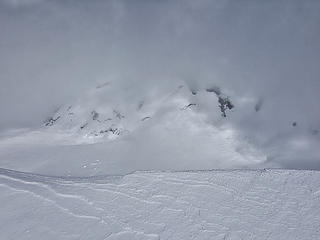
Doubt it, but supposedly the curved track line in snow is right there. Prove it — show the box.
[0,167,314,182]
[0,167,320,240]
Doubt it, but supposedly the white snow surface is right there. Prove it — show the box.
[0,168,319,240]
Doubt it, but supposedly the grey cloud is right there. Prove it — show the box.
[0,0,45,7]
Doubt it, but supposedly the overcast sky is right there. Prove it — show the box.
[0,0,319,169]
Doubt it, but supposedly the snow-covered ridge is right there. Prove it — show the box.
[0,168,319,239]
[0,81,268,175]
[43,82,236,141]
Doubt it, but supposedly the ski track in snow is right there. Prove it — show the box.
[0,168,320,240]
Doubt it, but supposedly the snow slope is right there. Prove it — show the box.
[0,168,319,240]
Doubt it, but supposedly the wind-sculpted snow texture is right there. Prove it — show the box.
[0,168,319,240]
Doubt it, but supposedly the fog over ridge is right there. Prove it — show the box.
[0,0,319,170]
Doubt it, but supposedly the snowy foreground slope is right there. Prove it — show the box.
[0,168,319,240]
